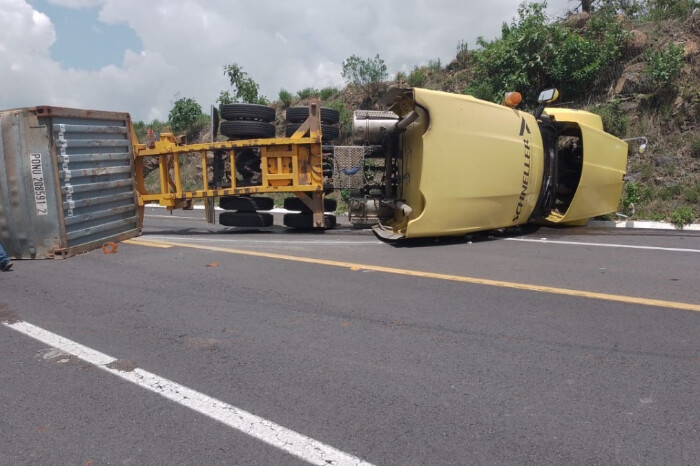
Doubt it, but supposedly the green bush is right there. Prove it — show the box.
[660,183,682,200]
[455,40,470,69]
[296,87,320,100]
[670,205,695,228]
[584,8,629,64]
[168,97,207,141]
[691,137,700,159]
[132,120,147,142]
[645,43,685,85]
[596,0,695,19]
[598,0,646,18]
[649,211,667,222]
[427,58,442,71]
[648,0,700,19]
[319,87,338,100]
[549,32,601,95]
[467,3,550,104]
[685,185,699,204]
[551,11,628,98]
[466,2,629,105]
[465,79,495,100]
[591,100,628,137]
[278,89,293,107]
[621,181,641,212]
[408,68,427,87]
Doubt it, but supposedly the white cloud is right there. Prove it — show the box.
[47,0,105,8]
[1,0,574,121]
[0,1,55,53]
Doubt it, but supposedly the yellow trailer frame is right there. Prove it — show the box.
[130,102,328,228]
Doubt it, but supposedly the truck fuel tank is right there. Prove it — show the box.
[352,110,399,145]
[348,196,394,226]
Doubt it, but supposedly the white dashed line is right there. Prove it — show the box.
[504,237,700,253]
[3,320,374,466]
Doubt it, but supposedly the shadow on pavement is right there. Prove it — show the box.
[383,225,543,248]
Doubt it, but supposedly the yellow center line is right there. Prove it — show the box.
[126,238,700,313]
[123,239,173,248]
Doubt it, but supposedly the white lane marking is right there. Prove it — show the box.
[146,214,320,221]
[504,237,700,253]
[144,214,209,220]
[144,235,382,246]
[4,320,374,466]
[146,206,295,214]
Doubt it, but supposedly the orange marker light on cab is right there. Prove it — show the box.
[503,92,522,108]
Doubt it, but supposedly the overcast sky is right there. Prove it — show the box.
[1,0,574,121]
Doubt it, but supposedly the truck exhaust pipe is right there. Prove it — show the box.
[396,111,419,131]
[394,200,413,216]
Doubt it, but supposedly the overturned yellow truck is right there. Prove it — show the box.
[344,87,629,240]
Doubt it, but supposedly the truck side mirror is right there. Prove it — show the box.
[537,88,559,105]
[534,88,559,120]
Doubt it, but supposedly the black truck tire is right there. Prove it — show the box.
[285,123,339,141]
[220,103,275,122]
[283,197,337,212]
[219,211,274,227]
[286,106,340,124]
[219,196,274,212]
[283,213,337,229]
[220,120,275,139]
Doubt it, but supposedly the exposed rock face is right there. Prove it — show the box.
[686,12,700,37]
[684,40,699,59]
[565,11,591,29]
[614,63,655,95]
[143,156,160,176]
[626,30,648,53]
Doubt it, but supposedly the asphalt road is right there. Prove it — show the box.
[1,208,699,465]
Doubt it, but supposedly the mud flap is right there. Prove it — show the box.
[372,223,405,241]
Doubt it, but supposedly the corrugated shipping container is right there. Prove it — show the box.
[0,106,141,259]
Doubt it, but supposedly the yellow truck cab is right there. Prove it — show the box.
[347,87,628,239]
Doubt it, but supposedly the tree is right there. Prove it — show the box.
[168,97,206,141]
[341,54,388,98]
[218,63,268,105]
[571,0,599,12]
